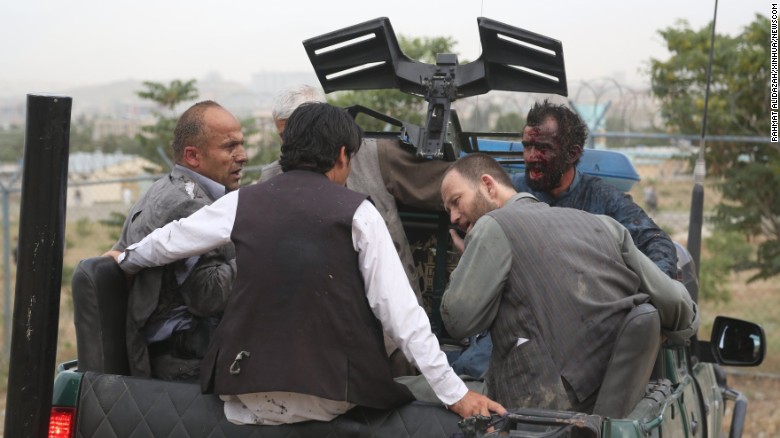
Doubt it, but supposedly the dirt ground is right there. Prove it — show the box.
[723,373,780,438]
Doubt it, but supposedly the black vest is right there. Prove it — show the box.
[201,170,413,409]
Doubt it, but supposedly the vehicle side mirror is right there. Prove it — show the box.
[710,316,765,366]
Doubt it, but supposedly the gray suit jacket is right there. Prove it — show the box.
[113,166,236,376]
[442,194,698,411]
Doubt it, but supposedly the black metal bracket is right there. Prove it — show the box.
[303,17,568,160]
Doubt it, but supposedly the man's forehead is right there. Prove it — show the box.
[523,117,559,142]
[442,171,468,194]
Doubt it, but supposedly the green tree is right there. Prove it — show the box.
[327,35,458,131]
[95,134,144,154]
[462,99,503,132]
[69,115,96,152]
[136,79,199,167]
[0,124,25,162]
[137,79,199,111]
[239,116,281,184]
[649,14,778,281]
[698,230,753,302]
[492,112,524,133]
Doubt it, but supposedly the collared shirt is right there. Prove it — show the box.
[512,171,678,278]
[441,192,699,344]
[170,165,228,288]
[119,193,468,423]
[175,164,228,200]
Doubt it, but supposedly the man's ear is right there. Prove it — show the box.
[336,145,349,168]
[182,146,201,168]
[568,144,583,165]
[481,174,497,198]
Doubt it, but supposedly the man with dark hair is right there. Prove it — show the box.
[113,103,505,425]
[513,99,677,277]
[261,85,428,377]
[107,100,247,380]
[440,153,698,412]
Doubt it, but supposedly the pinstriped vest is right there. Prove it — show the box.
[486,195,647,411]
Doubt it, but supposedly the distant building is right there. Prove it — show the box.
[92,116,153,140]
[68,151,162,206]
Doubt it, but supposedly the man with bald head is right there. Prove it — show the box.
[109,100,248,380]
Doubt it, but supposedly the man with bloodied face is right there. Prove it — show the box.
[522,106,583,195]
[513,100,678,278]
[444,101,681,382]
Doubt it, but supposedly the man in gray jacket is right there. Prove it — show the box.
[440,153,698,413]
[110,100,247,380]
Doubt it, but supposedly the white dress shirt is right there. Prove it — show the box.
[120,190,467,424]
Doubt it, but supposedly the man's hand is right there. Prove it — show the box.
[449,229,465,254]
[101,249,134,287]
[448,390,506,418]
[102,249,122,263]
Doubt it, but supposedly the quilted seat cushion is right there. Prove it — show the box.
[76,372,463,438]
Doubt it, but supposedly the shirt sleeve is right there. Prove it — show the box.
[603,189,678,278]
[440,215,512,340]
[119,190,239,274]
[352,200,468,406]
[598,214,700,342]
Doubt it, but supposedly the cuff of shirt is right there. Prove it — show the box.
[117,249,143,275]
[430,368,469,406]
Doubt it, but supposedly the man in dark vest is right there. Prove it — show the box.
[439,153,699,413]
[113,103,505,425]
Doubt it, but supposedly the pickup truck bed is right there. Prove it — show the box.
[55,362,610,438]
[58,366,464,437]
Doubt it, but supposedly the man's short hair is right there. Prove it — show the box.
[525,99,588,159]
[272,85,327,121]
[447,153,513,188]
[279,102,362,173]
[171,100,224,162]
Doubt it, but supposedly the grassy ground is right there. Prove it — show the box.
[0,171,777,436]
[632,167,780,437]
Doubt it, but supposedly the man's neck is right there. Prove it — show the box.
[550,167,576,198]
[496,187,519,208]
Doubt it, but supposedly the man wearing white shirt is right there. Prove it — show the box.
[112,102,505,425]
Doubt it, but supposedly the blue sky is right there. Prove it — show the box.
[0,0,768,91]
